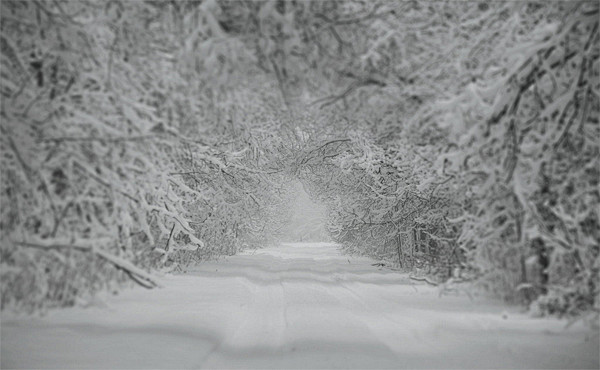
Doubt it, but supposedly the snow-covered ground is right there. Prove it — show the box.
[1,242,598,369]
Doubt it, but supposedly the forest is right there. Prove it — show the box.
[1,0,598,323]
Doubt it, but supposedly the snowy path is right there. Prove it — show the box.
[1,243,598,369]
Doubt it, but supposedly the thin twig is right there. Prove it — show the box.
[409,275,438,286]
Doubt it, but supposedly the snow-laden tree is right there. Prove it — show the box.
[0,0,292,311]
[271,0,598,315]
[438,2,599,313]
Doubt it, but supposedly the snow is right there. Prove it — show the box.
[2,242,598,369]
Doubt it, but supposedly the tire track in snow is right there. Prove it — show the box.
[334,281,429,349]
[201,276,288,368]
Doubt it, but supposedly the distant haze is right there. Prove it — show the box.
[281,182,329,242]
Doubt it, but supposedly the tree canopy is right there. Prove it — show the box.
[1,0,598,318]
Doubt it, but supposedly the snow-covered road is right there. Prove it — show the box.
[1,243,598,369]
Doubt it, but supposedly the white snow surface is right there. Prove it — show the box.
[1,242,598,369]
